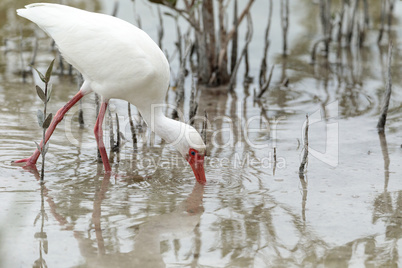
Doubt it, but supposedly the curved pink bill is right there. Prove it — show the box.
[188,155,206,184]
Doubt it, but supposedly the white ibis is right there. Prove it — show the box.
[15,3,206,184]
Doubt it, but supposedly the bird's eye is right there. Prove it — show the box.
[191,150,196,156]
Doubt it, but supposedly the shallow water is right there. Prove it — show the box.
[1,0,402,267]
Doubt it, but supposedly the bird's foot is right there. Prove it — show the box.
[12,157,37,166]
[12,157,39,175]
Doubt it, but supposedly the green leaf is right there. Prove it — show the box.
[43,141,50,155]
[37,109,44,127]
[34,141,42,153]
[44,240,48,254]
[36,85,46,103]
[45,59,55,83]
[32,66,46,83]
[47,84,53,102]
[43,113,53,129]
[149,0,177,7]
[33,212,40,226]
[163,12,176,18]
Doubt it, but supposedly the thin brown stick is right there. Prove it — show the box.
[216,0,229,84]
[112,113,121,153]
[273,147,277,176]
[259,0,273,88]
[299,176,308,221]
[311,37,330,64]
[77,74,85,128]
[108,107,115,152]
[202,0,216,75]
[112,0,119,17]
[378,131,390,190]
[189,76,198,125]
[337,0,345,46]
[280,0,289,55]
[387,0,396,30]
[346,0,359,46]
[377,42,393,132]
[224,0,255,47]
[256,65,275,99]
[217,0,255,69]
[95,93,102,163]
[128,103,137,149]
[172,41,192,119]
[162,1,201,32]
[29,36,38,66]
[201,110,208,155]
[228,13,253,91]
[230,0,238,74]
[378,0,386,44]
[362,0,369,28]
[321,0,332,55]
[157,6,164,49]
[243,12,253,81]
[299,115,309,174]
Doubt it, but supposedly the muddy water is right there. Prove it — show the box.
[1,0,402,267]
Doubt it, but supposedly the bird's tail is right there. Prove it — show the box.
[18,3,92,43]
[17,3,54,23]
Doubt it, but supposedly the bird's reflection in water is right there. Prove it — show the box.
[69,176,204,268]
[28,161,204,267]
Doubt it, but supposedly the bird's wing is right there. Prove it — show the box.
[17,4,165,94]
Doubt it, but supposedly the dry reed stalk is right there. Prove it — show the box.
[362,0,369,28]
[112,0,119,17]
[228,13,253,92]
[346,0,359,46]
[128,103,137,149]
[320,0,332,55]
[189,76,198,125]
[299,115,309,175]
[259,0,273,88]
[378,131,390,189]
[377,42,393,132]
[172,41,192,119]
[108,107,115,152]
[95,93,102,163]
[273,147,277,176]
[217,0,255,77]
[310,37,330,64]
[256,65,274,99]
[280,0,289,55]
[378,0,386,44]
[29,36,38,66]
[157,6,164,49]
[112,113,121,153]
[77,74,85,128]
[201,110,208,155]
[387,0,396,30]
[230,0,238,74]
[202,0,216,78]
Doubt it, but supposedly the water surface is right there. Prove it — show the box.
[1,0,402,267]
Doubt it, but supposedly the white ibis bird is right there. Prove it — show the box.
[15,3,206,184]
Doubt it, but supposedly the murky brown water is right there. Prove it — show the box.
[1,0,402,267]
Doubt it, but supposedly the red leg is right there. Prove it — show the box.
[94,101,111,173]
[14,90,89,166]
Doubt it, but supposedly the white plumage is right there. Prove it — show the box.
[16,3,206,183]
[18,3,169,104]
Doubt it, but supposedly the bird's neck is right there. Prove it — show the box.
[138,105,186,146]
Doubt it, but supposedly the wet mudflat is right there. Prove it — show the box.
[1,0,402,267]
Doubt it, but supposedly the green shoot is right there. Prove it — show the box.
[32,59,55,181]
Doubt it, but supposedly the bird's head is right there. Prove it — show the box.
[175,125,206,184]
